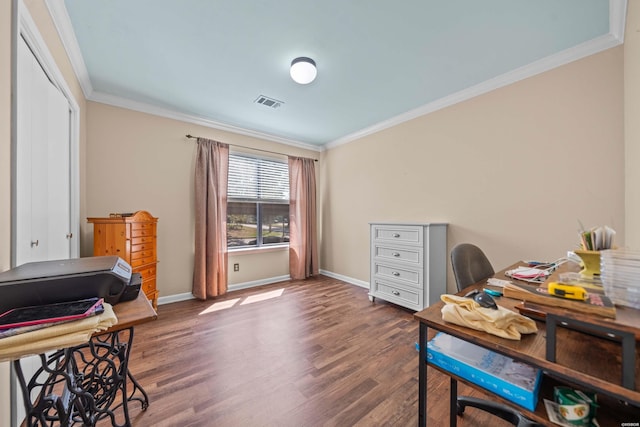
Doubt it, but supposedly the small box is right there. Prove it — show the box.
[427,332,542,411]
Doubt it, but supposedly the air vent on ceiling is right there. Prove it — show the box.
[254,95,284,109]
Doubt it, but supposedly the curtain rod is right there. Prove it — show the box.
[185,134,318,162]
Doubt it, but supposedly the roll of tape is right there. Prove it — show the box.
[554,386,597,426]
[557,403,590,422]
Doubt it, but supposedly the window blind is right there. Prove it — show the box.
[228,154,289,202]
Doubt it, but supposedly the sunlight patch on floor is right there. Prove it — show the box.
[199,298,240,314]
[198,288,286,314]
[240,288,284,305]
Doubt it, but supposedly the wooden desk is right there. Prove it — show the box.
[14,293,157,427]
[414,263,640,427]
[102,291,158,332]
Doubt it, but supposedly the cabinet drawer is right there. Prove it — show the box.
[373,262,422,288]
[131,242,154,253]
[372,225,423,246]
[131,235,154,245]
[132,222,154,231]
[372,243,423,266]
[142,277,156,295]
[131,248,155,261]
[131,256,156,268]
[134,264,156,278]
[132,227,154,238]
[372,280,421,308]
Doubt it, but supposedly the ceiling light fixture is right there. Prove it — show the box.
[290,57,317,85]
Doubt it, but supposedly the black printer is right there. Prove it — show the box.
[0,256,142,313]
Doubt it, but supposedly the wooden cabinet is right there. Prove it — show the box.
[88,211,159,309]
[369,223,447,311]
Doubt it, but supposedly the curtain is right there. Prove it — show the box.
[193,138,229,299]
[288,156,319,279]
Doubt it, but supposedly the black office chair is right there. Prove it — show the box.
[450,243,542,427]
[451,243,495,292]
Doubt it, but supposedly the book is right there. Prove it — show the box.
[0,298,104,331]
[503,282,616,319]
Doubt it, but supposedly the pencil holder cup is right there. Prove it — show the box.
[574,250,600,278]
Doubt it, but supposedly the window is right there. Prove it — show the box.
[227,153,289,248]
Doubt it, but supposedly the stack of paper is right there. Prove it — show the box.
[505,266,552,283]
[600,249,640,309]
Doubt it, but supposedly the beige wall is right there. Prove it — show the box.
[84,102,319,298]
[625,1,640,249]
[320,47,625,292]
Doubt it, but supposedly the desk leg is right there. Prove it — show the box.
[121,328,150,413]
[88,326,150,426]
[419,323,428,427]
[14,327,150,427]
[450,377,458,427]
[13,349,98,427]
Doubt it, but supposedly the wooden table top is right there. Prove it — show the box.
[97,292,157,335]
[414,261,640,406]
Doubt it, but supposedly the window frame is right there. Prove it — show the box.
[227,152,289,250]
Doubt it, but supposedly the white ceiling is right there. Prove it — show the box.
[51,1,625,150]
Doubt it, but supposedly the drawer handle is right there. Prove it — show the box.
[392,252,400,257]
[392,290,400,296]
[392,271,400,276]
[392,233,400,238]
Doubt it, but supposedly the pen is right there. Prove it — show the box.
[483,288,503,297]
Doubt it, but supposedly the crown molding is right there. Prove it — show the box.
[610,0,628,41]
[326,31,624,150]
[90,91,322,152]
[326,0,627,149]
[46,0,321,152]
[48,0,625,152]
[44,0,93,99]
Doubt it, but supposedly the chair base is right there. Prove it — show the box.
[457,396,542,427]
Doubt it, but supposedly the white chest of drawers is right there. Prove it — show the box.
[369,223,447,311]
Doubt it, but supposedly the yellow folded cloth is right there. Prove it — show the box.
[441,294,537,340]
[0,303,118,362]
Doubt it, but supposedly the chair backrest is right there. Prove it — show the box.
[450,243,495,292]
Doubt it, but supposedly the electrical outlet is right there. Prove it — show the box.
[233,263,239,272]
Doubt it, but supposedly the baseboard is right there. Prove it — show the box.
[228,274,291,292]
[157,292,195,305]
[157,272,364,306]
[319,269,369,289]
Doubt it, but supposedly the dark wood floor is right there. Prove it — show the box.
[106,275,513,426]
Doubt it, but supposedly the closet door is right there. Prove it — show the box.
[12,35,73,427]
[16,36,71,265]
[44,74,71,259]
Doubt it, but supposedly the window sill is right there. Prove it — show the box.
[228,244,289,256]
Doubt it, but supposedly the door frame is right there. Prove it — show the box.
[11,0,80,267]
[8,1,81,426]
